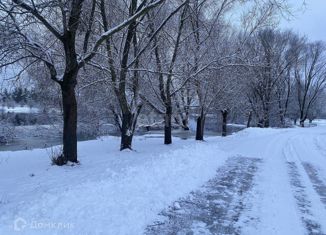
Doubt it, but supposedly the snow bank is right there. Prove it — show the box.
[0,135,228,235]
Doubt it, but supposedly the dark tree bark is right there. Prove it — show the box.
[279,111,285,127]
[164,105,172,145]
[299,106,308,127]
[300,119,305,127]
[221,110,228,137]
[277,71,291,128]
[59,25,80,162]
[257,119,264,128]
[120,112,133,150]
[195,117,202,140]
[278,94,285,127]
[182,119,190,131]
[195,114,205,141]
[173,116,190,131]
[263,106,270,128]
[173,85,191,131]
[61,81,78,162]
[247,111,252,128]
[299,110,306,127]
[195,108,205,140]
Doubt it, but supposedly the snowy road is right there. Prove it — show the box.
[1,124,326,234]
[146,157,261,234]
[236,127,326,235]
[147,126,326,235]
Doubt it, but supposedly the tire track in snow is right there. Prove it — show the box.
[145,156,261,235]
[287,161,325,235]
[313,137,326,159]
[302,163,326,206]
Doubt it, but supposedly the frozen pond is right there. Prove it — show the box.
[0,124,245,152]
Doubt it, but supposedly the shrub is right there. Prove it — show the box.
[48,147,66,166]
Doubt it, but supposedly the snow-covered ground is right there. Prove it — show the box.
[1,123,326,234]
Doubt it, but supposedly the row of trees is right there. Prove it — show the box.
[1,87,36,104]
[1,0,325,165]
[244,30,326,128]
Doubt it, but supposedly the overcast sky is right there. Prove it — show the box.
[280,0,326,41]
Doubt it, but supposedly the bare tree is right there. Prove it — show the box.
[245,29,300,127]
[295,42,326,127]
[0,0,164,161]
[142,1,189,145]
[94,0,188,150]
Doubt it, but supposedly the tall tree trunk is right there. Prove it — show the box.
[164,105,172,144]
[278,101,285,127]
[182,119,189,131]
[61,82,78,163]
[221,110,228,137]
[263,106,270,128]
[195,109,205,141]
[279,113,285,127]
[247,111,252,128]
[300,111,305,127]
[257,119,264,128]
[119,104,142,150]
[300,120,305,127]
[120,112,133,150]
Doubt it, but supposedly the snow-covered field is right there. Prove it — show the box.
[1,123,326,235]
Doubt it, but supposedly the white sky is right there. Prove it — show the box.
[280,0,326,41]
